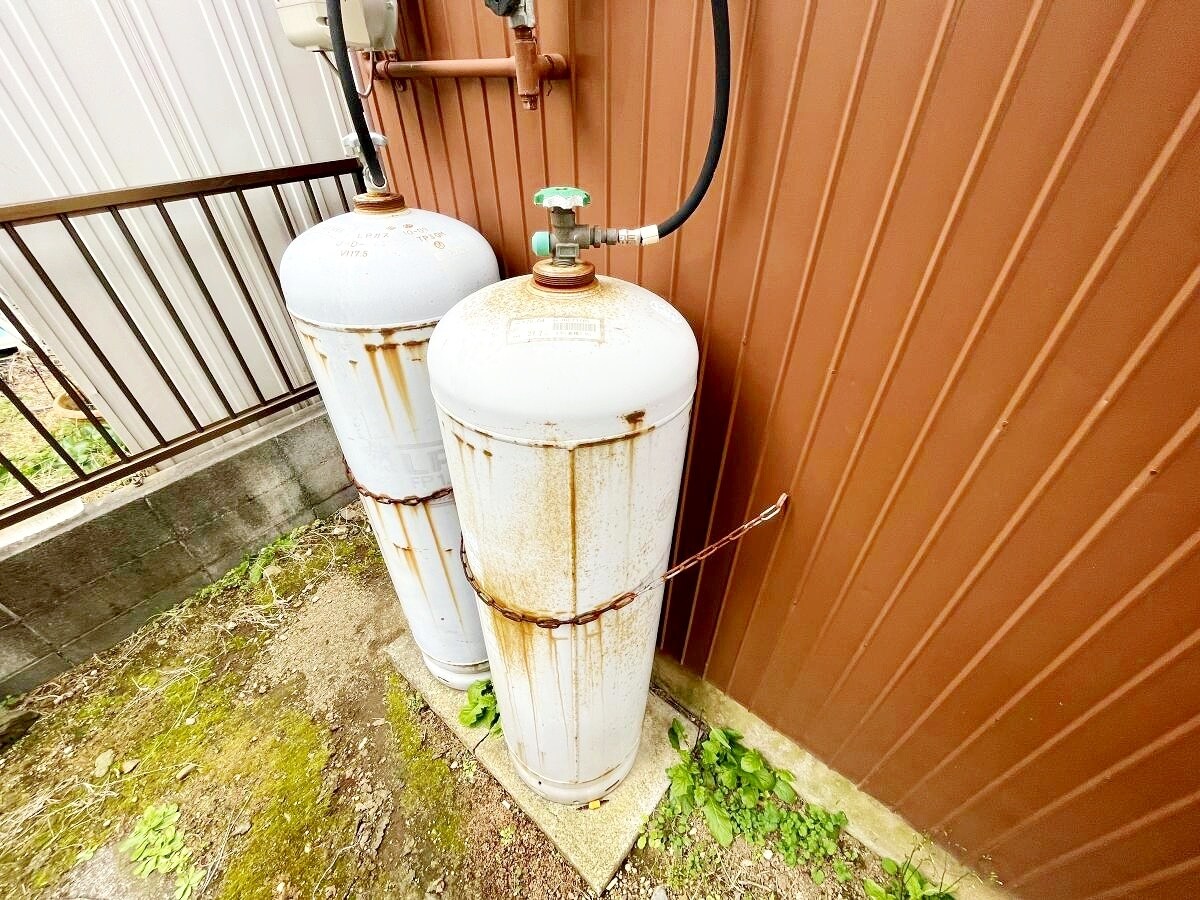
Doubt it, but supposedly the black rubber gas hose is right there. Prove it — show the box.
[655,0,731,239]
[325,0,387,190]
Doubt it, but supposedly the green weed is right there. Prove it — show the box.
[641,719,851,887]
[864,853,959,900]
[458,679,501,736]
[119,803,205,900]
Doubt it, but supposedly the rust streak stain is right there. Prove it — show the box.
[490,608,536,680]
[392,503,413,556]
[422,502,464,629]
[625,438,637,548]
[382,343,416,428]
[300,332,330,375]
[396,542,426,594]
[528,649,543,768]
[522,427,654,450]
[571,628,581,759]
[568,449,578,617]
[363,344,395,432]
[390,504,429,613]
[363,342,417,430]
[402,337,428,362]
[594,614,604,675]
[550,634,568,735]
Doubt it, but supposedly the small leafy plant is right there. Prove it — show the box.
[458,679,501,736]
[119,803,205,900]
[641,719,850,886]
[864,855,958,900]
[834,854,856,883]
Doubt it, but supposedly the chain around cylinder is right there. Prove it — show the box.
[344,459,453,506]
[461,493,789,629]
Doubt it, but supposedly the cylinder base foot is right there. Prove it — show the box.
[511,744,639,805]
[421,652,490,691]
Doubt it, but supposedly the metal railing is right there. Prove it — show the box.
[0,159,363,530]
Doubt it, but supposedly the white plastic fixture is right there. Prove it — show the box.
[429,269,699,803]
[281,193,499,690]
[275,0,397,51]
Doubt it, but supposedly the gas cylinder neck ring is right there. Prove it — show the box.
[532,259,596,290]
[352,191,408,214]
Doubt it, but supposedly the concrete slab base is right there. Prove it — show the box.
[384,629,697,894]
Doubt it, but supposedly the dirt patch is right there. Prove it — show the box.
[254,543,403,715]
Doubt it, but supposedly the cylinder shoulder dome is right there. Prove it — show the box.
[281,206,499,328]
[429,274,698,443]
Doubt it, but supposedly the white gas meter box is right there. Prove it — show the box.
[281,192,499,689]
[429,258,699,803]
[275,0,396,51]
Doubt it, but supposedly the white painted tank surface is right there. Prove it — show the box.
[428,261,699,803]
[281,192,499,689]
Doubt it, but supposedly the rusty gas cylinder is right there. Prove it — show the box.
[281,191,499,690]
[428,253,698,803]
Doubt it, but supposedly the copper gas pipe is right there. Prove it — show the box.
[371,27,568,110]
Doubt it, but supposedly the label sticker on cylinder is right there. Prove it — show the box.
[507,316,603,343]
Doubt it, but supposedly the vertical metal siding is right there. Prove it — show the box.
[369,2,1200,896]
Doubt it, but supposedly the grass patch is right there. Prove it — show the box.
[0,395,124,503]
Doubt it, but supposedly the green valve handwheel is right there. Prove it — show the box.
[533,186,590,209]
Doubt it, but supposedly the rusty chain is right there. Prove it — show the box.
[344,458,453,507]
[460,492,789,629]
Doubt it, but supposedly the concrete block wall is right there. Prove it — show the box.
[0,405,353,696]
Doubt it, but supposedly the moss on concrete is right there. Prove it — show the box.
[0,516,382,898]
[385,675,465,880]
[1,662,230,890]
[214,704,348,900]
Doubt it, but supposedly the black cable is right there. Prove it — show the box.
[655,0,731,239]
[325,0,386,190]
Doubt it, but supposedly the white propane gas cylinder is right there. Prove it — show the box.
[281,191,500,689]
[428,258,698,803]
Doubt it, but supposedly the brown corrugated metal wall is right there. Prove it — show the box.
[367,2,1200,896]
